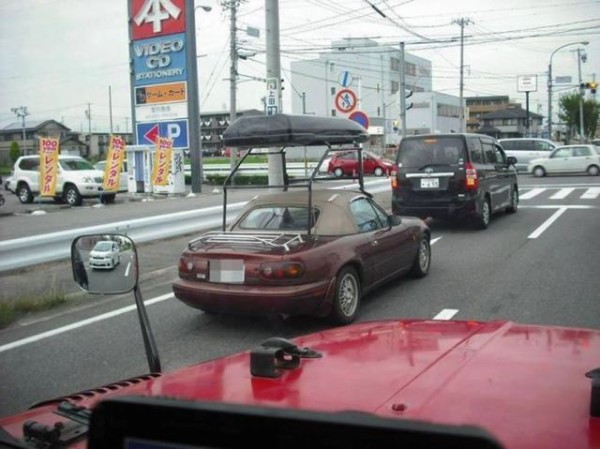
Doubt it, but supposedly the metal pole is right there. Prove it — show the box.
[399,42,407,138]
[547,61,553,140]
[265,0,284,186]
[380,54,386,153]
[87,103,92,157]
[577,48,585,141]
[186,0,203,193]
[525,92,530,137]
[229,1,238,172]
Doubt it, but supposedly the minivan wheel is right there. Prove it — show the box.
[333,167,344,178]
[506,186,518,213]
[409,236,431,278]
[328,267,361,325]
[474,197,491,230]
[533,166,546,177]
[587,165,599,176]
[374,167,384,176]
[63,185,82,206]
[17,183,33,204]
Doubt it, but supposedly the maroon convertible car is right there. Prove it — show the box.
[172,114,431,324]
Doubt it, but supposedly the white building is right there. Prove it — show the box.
[289,38,463,153]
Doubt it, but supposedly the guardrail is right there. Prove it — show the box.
[0,179,390,273]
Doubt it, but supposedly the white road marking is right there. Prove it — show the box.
[0,293,174,354]
[582,187,600,199]
[519,188,545,200]
[125,261,131,277]
[433,309,459,320]
[550,188,575,200]
[528,207,568,239]
[430,237,442,245]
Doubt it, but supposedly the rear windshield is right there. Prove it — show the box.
[397,136,466,168]
[238,206,320,231]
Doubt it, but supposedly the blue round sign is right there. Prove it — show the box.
[349,111,369,129]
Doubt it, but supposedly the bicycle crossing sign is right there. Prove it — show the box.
[334,88,357,114]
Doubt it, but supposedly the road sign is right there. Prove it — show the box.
[136,119,189,149]
[334,88,357,114]
[517,75,538,92]
[339,71,352,87]
[266,77,280,116]
[349,111,369,129]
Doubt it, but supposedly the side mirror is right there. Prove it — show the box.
[507,156,517,166]
[71,234,138,294]
[388,215,402,227]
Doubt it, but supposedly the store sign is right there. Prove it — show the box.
[133,34,187,86]
[135,81,187,105]
[39,138,60,197]
[136,102,188,121]
[517,75,538,93]
[132,0,185,39]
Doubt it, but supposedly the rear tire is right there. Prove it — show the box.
[587,165,599,176]
[328,267,361,325]
[63,185,82,206]
[409,236,431,278]
[474,197,491,230]
[533,166,546,177]
[17,183,33,204]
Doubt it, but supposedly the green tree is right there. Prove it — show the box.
[558,93,599,140]
[9,141,21,164]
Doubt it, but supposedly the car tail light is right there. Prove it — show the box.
[259,262,305,280]
[391,170,398,188]
[178,256,194,273]
[465,161,479,190]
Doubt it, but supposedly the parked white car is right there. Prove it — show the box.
[12,155,111,206]
[528,145,600,177]
[89,240,120,270]
[94,160,129,193]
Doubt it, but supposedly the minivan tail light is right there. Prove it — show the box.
[390,169,398,188]
[465,161,479,190]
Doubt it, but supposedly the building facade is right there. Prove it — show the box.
[290,38,462,152]
[478,106,544,139]
[466,96,521,133]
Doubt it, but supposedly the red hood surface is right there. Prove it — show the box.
[2,319,599,448]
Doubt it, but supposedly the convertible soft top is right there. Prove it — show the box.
[222,113,369,147]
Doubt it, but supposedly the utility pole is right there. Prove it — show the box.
[85,103,92,157]
[576,48,587,141]
[228,0,239,172]
[11,106,29,152]
[452,17,472,133]
[399,42,407,138]
[265,0,284,187]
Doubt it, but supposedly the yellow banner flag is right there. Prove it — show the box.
[102,135,127,192]
[151,136,173,186]
[39,138,60,197]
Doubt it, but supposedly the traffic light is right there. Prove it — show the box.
[584,81,598,94]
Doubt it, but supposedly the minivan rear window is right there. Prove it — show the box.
[397,136,466,168]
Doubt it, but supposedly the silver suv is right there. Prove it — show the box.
[13,155,111,206]
[498,138,558,172]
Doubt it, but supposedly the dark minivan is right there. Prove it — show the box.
[391,133,518,229]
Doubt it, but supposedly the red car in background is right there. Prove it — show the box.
[328,149,395,177]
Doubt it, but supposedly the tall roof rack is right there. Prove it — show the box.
[220,114,370,234]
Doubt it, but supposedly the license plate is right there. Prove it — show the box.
[209,259,245,283]
[420,178,439,188]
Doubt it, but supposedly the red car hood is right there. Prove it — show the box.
[2,319,599,449]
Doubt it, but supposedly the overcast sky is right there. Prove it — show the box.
[0,0,598,134]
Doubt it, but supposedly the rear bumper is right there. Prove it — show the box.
[172,278,334,317]
[392,196,477,219]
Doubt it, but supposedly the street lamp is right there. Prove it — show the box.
[547,41,588,140]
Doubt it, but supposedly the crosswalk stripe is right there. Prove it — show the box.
[581,187,600,199]
[550,188,575,199]
[519,188,545,200]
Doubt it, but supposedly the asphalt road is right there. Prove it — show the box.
[0,174,599,417]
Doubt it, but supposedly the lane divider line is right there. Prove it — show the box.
[528,207,567,239]
[433,309,459,320]
[0,293,174,354]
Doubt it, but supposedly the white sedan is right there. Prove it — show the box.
[528,144,600,177]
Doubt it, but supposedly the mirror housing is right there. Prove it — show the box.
[71,234,138,295]
[507,156,518,166]
[388,215,402,227]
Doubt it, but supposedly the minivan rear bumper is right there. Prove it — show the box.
[392,195,477,219]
